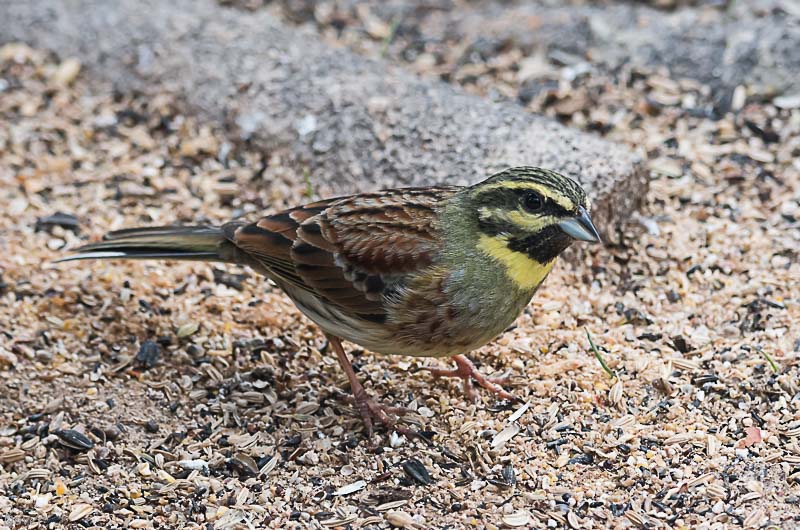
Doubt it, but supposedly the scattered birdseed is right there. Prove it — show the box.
[2,10,799,527]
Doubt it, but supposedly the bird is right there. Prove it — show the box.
[58,166,600,439]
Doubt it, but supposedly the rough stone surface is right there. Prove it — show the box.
[410,0,800,102]
[0,0,645,240]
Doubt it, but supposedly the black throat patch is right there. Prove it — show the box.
[507,225,573,264]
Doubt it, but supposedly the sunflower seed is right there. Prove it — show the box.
[707,484,726,499]
[401,458,432,485]
[687,473,713,488]
[743,508,765,528]
[663,433,691,445]
[55,429,94,451]
[321,514,359,527]
[780,425,800,437]
[671,357,699,371]
[259,454,280,475]
[134,340,161,369]
[783,454,800,465]
[20,437,39,451]
[0,448,26,463]
[501,463,516,487]
[624,510,645,527]
[611,415,635,429]
[739,491,762,502]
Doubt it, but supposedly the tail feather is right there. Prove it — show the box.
[56,225,233,263]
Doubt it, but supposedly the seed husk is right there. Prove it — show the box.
[176,322,199,338]
[385,510,423,529]
[502,510,530,527]
[334,480,366,496]
[491,424,520,448]
[68,503,93,522]
[229,453,259,476]
[0,448,26,463]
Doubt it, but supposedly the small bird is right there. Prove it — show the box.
[59,167,600,438]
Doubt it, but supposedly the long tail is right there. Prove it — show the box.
[56,226,235,263]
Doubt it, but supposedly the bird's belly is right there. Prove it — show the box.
[283,282,533,358]
[285,288,402,354]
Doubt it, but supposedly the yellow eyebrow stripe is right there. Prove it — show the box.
[477,234,555,290]
[473,181,574,210]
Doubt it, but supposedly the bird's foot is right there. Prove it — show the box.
[326,333,426,443]
[342,387,422,442]
[424,354,516,402]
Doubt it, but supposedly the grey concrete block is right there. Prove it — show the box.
[0,0,646,241]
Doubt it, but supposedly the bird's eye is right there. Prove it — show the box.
[522,191,544,213]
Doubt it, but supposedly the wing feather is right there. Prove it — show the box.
[226,187,456,317]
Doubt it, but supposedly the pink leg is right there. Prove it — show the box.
[425,354,515,401]
[327,334,421,440]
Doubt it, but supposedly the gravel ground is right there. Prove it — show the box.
[1,10,800,529]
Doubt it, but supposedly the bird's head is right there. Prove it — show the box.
[458,166,600,289]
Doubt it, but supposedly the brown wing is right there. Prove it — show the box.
[225,187,456,317]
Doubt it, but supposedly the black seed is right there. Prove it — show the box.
[54,429,94,451]
[144,420,159,433]
[667,290,681,303]
[283,434,302,447]
[568,453,593,466]
[546,438,568,449]
[135,340,161,369]
[35,212,81,234]
[213,268,248,291]
[670,335,692,353]
[501,463,516,486]
[401,458,433,485]
[637,332,662,341]
[692,374,719,385]
[686,264,702,277]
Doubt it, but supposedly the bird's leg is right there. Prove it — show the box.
[424,354,516,401]
[327,334,419,440]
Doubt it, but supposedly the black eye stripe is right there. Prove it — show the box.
[474,188,570,217]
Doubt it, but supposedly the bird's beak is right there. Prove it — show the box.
[558,206,601,244]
